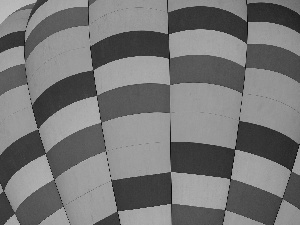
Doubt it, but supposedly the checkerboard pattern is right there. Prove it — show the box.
[0,0,299,225]
[224,1,300,224]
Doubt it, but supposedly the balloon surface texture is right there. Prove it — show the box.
[0,0,300,225]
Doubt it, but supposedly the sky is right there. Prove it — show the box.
[0,0,36,24]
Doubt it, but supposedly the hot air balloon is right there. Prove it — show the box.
[0,0,299,225]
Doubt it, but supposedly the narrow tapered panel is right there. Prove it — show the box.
[0,192,14,225]
[47,124,105,178]
[90,1,170,224]
[172,204,224,225]
[26,0,87,40]
[118,205,171,225]
[172,112,239,149]
[88,0,97,6]
[248,3,300,34]
[226,180,282,225]
[0,47,24,73]
[0,31,24,54]
[172,172,229,210]
[4,215,20,225]
[102,113,169,152]
[112,173,171,211]
[223,211,264,225]
[33,71,96,127]
[15,3,35,12]
[94,213,120,225]
[55,153,111,205]
[171,83,241,119]
[170,55,245,92]
[108,142,170,180]
[29,0,48,20]
[39,208,70,225]
[246,45,300,83]
[0,65,26,96]
[240,94,300,143]
[244,68,300,113]
[284,172,300,209]
[16,181,62,225]
[170,30,247,67]
[39,97,100,152]
[0,184,2,193]
[248,22,300,57]
[248,0,300,15]
[90,7,167,45]
[232,151,290,197]
[169,6,247,42]
[5,156,53,211]
[0,85,31,122]
[28,47,93,103]
[89,0,167,22]
[25,7,88,59]
[0,107,37,156]
[91,31,168,70]
[94,57,169,95]
[274,201,300,225]
[236,122,298,170]
[98,84,169,122]
[293,149,300,175]
[168,0,247,21]
[0,9,31,39]
[0,131,44,189]
[171,142,234,179]
[65,182,118,225]
[26,27,90,79]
